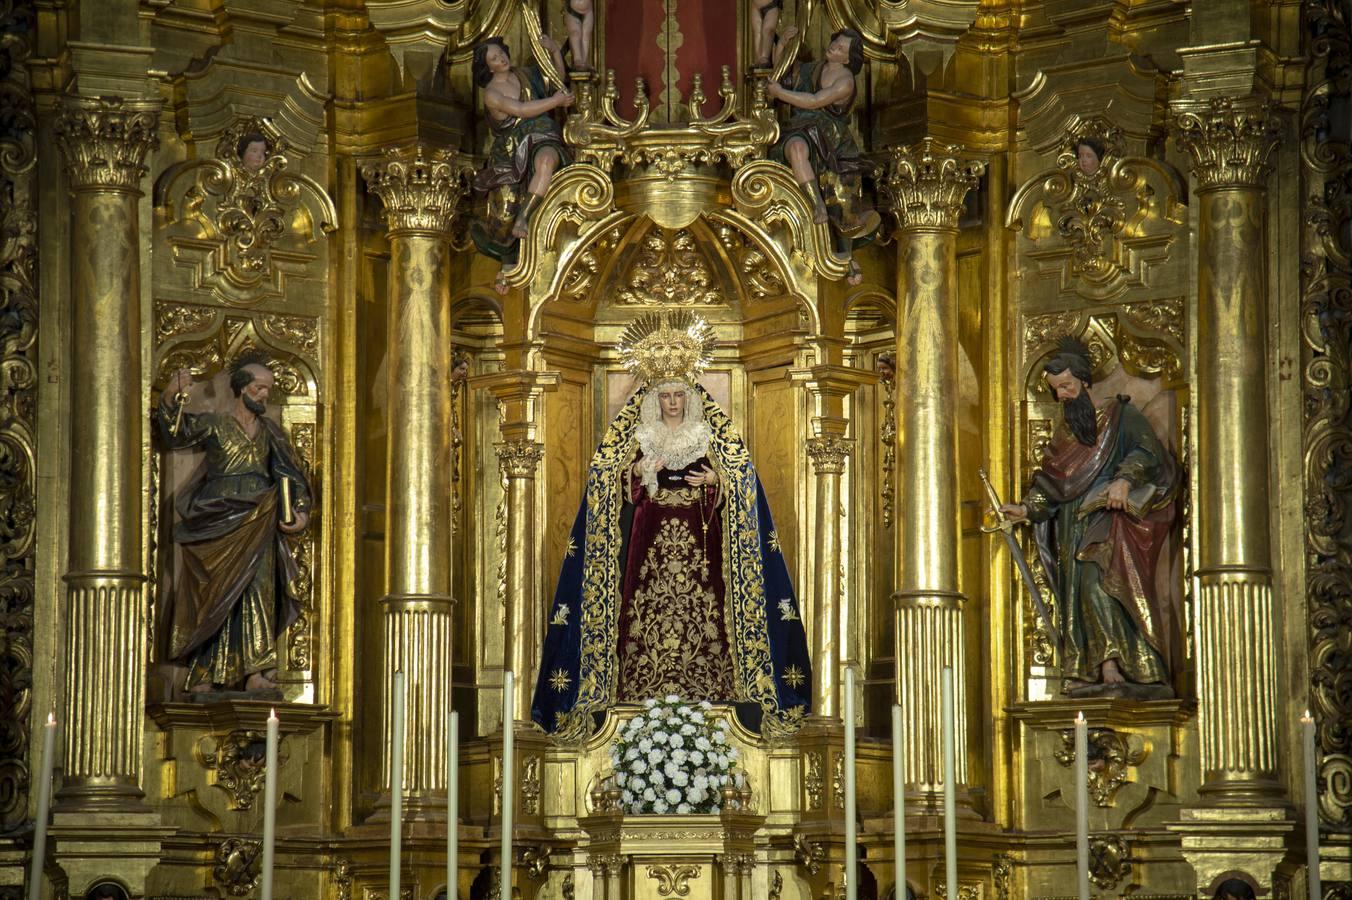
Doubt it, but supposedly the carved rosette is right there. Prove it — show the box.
[360,144,472,236]
[496,440,545,479]
[885,138,985,232]
[54,95,160,192]
[1172,96,1283,191]
[806,435,851,476]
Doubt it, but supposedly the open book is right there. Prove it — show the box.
[1077,481,1158,520]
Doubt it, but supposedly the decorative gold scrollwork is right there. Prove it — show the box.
[1054,726,1147,807]
[647,863,701,896]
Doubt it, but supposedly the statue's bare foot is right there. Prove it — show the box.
[846,259,863,286]
[494,272,509,295]
[245,671,277,692]
[1101,658,1126,684]
[187,681,218,694]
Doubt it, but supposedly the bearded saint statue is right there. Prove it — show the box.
[532,312,812,739]
[1001,337,1182,698]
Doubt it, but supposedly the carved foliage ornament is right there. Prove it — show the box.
[360,144,474,236]
[201,729,290,811]
[214,838,263,896]
[618,227,724,307]
[0,0,38,834]
[885,138,985,231]
[54,95,160,191]
[1300,0,1352,831]
[1088,835,1131,889]
[647,864,701,896]
[1172,95,1283,190]
[1054,726,1146,807]
[806,435,851,475]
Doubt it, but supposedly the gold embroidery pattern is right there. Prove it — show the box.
[550,669,572,693]
[782,665,806,689]
[620,518,734,700]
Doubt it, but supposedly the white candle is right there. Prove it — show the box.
[500,671,515,900]
[1075,712,1089,900]
[941,667,957,900]
[261,708,279,900]
[892,703,906,900]
[448,709,459,900]
[390,671,406,899]
[1302,710,1320,900]
[26,712,55,900]
[844,666,857,900]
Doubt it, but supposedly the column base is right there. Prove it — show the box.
[1166,805,1296,895]
[48,810,173,899]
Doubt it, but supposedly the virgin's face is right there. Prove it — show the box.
[658,388,687,423]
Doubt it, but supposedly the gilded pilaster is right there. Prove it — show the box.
[360,144,468,819]
[53,95,158,808]
[478,371,561,719]
[1172,97,1284,800]
[885,139,983,799]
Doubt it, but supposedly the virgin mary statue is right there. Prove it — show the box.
[532,312,812,739]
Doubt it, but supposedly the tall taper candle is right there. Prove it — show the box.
[500,671,515,899]
[1075,712,1089,900]
[448,709,459,900]
[941,667,957,900]
[261,708,279,900]
[1303,710,1320,900]
[26,712,55,900]
[390,671,406,899]
[844,665,858,900]
[892,703,906,900]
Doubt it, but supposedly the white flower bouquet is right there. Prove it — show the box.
[609,695,740,815]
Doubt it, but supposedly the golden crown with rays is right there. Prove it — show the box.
[617,310,718,387]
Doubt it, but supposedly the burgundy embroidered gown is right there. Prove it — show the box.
[616,452,736,702]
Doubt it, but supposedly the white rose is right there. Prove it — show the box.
[677,802,692,814]
[669,734,685,750]
[689,751,704,766]
[644,698,658,708]
[653,800,669,813]
[695,736,711,751]
[630,759,644,773]
[653,731,668,745]
[672,770,689,787]
[681,723,697,736]
[665,693,680,703]
[671,749,688,765]
[664,761,679,779]
[643,787,656,801]
[647,749,663,764]
[622,790,634,804]
[665,788,682,804]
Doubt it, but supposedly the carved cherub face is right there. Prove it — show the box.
[451,359,470,382]
[1076,142,1101,176]
[240,139,269,173]
[657,387,688,424]
[876,354,895,382]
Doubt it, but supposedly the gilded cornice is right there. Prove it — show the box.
[1171,95,1283,191]
[885,137,985,231]
[54,96,160,192]
[359,144,473,237]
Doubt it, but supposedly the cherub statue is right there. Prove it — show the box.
[469,36,574,294]
[751,0,782,68]
[564,0,594,71]
[768,26,880,284]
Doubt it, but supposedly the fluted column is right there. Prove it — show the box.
[361,145,468,819]
[54,96,158,809]
[479,372,561,719]
[886,140,983,801]
[1173,97,1284,801]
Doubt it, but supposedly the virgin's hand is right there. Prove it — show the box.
[685,465,716,487]
[279,511,310,535]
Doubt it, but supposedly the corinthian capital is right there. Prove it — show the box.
[806,435,851,475]
[496,440,545,479]
[885,138,985,231]
[54,96,160,192]
[1172,96,1283,191]
[360,144,473,236]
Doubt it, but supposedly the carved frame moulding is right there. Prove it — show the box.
[1007,125,1188,303]
[154,116,337,308]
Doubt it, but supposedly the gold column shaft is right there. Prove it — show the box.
[361,145,467,816]
[885,140,983,793]
[498,439,545,717]
[54,96,158,805]
[1174,97,1283,796]
[807,437,849,719]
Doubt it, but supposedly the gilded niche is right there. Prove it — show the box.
[1007,121,1187,302]
[155,116,337,306]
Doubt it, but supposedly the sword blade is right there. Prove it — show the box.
[999,527,1061,653]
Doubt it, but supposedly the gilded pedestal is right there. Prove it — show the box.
[360,145,469,824]
[885,140,984,807]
